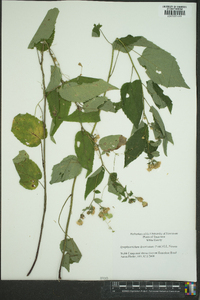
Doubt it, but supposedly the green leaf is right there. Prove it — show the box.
[50,155,82,184]
[163,131,174,156]
[92,24,102,37]
[145,140,161,159]
[112,35,140,53]
[83,96,107,113]
[130,36,159,49]
[13,150,42,190]
[99,135,126,152]
[151,151,160,157]
[147,80,172,113]
[122,198,128,202]
[28,8,59,50]
[131,121,145,135]
[105,213,113,219]
[150,106,165,136]
[61,239,82,261]
[47,89,71,120]
[49,119,61,144]
[60,238,82,271]
[113,101,122,112]
[94,198,103,204]
[151,123,163,140]
[84,166,105,199]
[138,47,189,88]
[108,173,124,197]
[35,30,55,52]
[125,123,148,167]
[11,113,47,147]
[112,35,159,53]
[121,80,143,128]
[47,89,71,141]
[46,66,62,92]
[99,99,116,113]
[59,76,118,103]
[62,253,70,272]
[95,190,101,194]
[63,110,100,123]
[150,140,162,147]
[75,130,94,172]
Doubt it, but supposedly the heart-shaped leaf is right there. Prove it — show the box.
[121,80,143,128]
[50,155,82,184]
[138,48,189,88]
[11,113,47,147]
[59,76,118,103]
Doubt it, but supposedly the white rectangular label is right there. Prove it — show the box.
[113,230,196,281]
[159,5,192,18]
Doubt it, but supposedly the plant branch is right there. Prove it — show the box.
[58,176,77,280]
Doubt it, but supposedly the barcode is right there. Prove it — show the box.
[164,10,186,16]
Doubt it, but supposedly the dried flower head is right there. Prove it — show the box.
[76,219,83,226]
[147,161,161,172]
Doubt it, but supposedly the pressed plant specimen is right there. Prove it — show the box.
[11,8,189,279]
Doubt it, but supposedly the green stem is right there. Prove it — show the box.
[100,29,112,45]
[97,147,110,175]
[58,177,77,280]
[27,48,47,276]
[91,47,114,136]
[116,38,141,81]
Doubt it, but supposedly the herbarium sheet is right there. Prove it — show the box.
[2,1,196,281]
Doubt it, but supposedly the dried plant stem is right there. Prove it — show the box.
[27,48,47,276]
[58,176,77,280]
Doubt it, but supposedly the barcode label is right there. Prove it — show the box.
[159,5,192,18]
[164,10,185,16]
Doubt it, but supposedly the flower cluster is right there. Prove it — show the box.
[147,160,161,172]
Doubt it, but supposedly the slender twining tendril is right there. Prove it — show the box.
[58,194,72,233]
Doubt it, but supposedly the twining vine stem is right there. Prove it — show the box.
[58,176,77,280]
[27,47,47,276]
